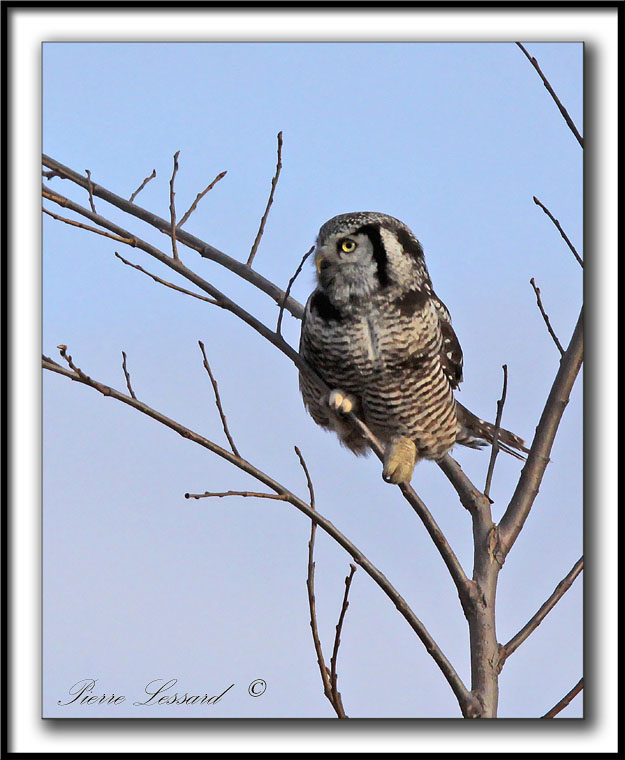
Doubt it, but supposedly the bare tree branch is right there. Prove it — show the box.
[277,245,314,336]
[533,196,583,268]
[296,445,346,718]
[114,251,221,306]
[498,308,583,557]
[500,556,583,664]
[438,454,492,517]
[467,487,499,717]
[530,278,565,356]
[42,205,134,246]
[185,490,289,501]
[330,564,356,717]
[305,511,335,708]
[121,351,137,400]
[169,151,180,260]
[177,170,227,229]
[43,350,479,717]
[516,42,583,148]
[484,364,508,499]
[398,480,473,609]
[128,169,156,203]
[247,131,283,267]
[294,445,315,510]
[438,449,502,715]
[198,340,240,458]
[42,353,62,367]
[348,416,473,610]
[85,169,97,212]
[42,155,304,319]
[541,677,583,718]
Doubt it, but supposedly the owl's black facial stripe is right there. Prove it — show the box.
[395,227,425,262]
[310,290,343,322]
[354,223,390,288]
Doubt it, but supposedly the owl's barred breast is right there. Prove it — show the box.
[299,291,458,460]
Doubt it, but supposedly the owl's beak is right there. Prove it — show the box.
[315,247,330,274]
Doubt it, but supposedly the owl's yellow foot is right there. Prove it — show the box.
[328,389,356,415]
[383,437,417,484]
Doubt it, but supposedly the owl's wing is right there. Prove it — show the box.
[298,295,334,428]
[431,293,464,389]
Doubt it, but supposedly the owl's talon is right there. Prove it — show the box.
[383,437,417,484]
[328,389,355,415]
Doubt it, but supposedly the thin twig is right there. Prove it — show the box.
[484,365,508,499]
[56,345,108,391]
[500,556,583,663]
[247,131,283,267]
[85,169,97,213]
[296,447,349,718]
[42,206,135,246]
[169,151,180,260]
[184,490,288,501]
[177,171,227,229]
[516,43,583,148]
[129,169,156,204]
[533,196,583,268]
[294,446,315,510]
[330,564,356,717]
[277,245,315,336]
[198,340,240,458]
[121,351,137,400]
[43,351,478,716]
[541,678,583,718]
[114,252,221,306]
[296,446,345,718]
[530,278,565,356]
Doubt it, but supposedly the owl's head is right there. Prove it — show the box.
[313,212,427,305]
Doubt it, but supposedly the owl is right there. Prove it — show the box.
[298,211,527,484]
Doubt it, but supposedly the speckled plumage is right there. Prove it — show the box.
[298,211,526,483]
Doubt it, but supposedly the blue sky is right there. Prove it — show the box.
[42,41,583,719]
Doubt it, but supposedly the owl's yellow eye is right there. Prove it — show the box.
[340,239,357,253]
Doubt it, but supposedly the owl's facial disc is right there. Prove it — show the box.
[315,233,368,272]
[314,230,382,304]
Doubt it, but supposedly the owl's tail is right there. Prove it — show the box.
[455,402,529,460]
